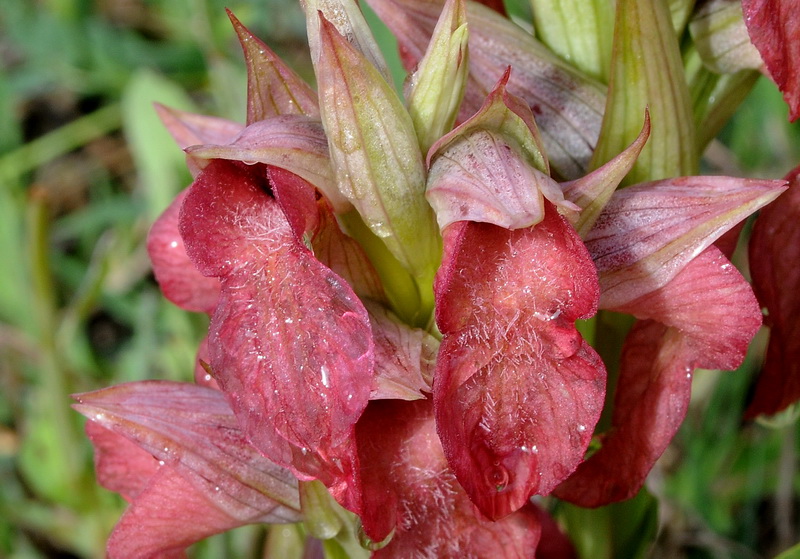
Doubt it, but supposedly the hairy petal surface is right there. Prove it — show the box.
[434,203,605,519]
[356,399,541,557]
[556,246,761,506]
[743,0,800,121]
[747,167,800,417]
[147,189,220,313]
[365,0,606,180]
[179,160,373,509]
[586,176,786,309]
[227,9,319,122]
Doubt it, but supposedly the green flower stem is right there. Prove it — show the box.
[0,103,121,184]
[593,310,635,433]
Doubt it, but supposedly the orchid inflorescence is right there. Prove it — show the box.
[73,0,800,556]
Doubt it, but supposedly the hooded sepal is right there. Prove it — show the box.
[434,202,605,519]
[426,69,577,231]
[227,9,319,123]
[314,14,441,284]
[185,115,346,211]
[364,0,606,181]
[593,0,696,183]
[586,176,787,309]
[406,0,469,155]
[356,399,542,556]
[555,245,761,506]
[747,166,800,417]
[742,0,800,121]
[179,160,373,511]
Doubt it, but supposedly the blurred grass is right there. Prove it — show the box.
[0,0,798,557]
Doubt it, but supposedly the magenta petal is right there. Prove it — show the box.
[147,189,221,313]
[742,0,800,121]
[747,167,800,417]
[356,399,542,556]
[180,160,373,510]
[434,202,605,519]
[555,246,761,507]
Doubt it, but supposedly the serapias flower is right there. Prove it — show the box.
[75,0,791,556]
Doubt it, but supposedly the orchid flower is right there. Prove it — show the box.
[74,0,795,556]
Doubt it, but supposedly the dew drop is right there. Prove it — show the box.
[577,424,586,433]
[320,365,331,388]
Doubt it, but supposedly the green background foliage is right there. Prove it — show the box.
[0,0,798,557]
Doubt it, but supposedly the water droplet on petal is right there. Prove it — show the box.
[485,464,510,492]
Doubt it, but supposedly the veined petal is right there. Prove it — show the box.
[154,104,244,150]
[73,381,302,521]
[434,203,605,519]
[563,110,650,237]
[356,399,542,556]
[365,301,437,401]
[556,246,761,506]
[406,0,469,155]
[147,189,220,314]
[226,10,319,122]
[315,15,441,280]
[179,160,373,510]
[186,115,346,212]
[586,176,786,309]
[688,0,763,74]
[747,167,800,417]
[742,0,800,121]
[365,0,606,180]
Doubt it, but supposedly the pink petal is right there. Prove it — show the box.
[555,246,761,506]
[146,189,221,313]
[434,202,605,519]
[742,0,800,121]
[227,9,319,123]
[85,421,159,502]
[355,399,542,557]
[365,301,437,400]
[747,166,800,417]
[74,381,302,521]
[106,466,245,559]
[612,246,761,369]
[179,160,373,510]
[586,176,786,309]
